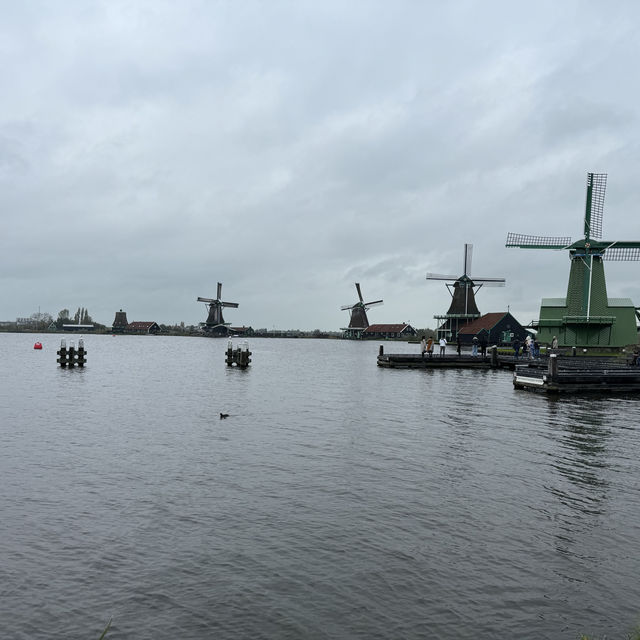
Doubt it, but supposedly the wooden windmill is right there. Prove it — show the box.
[340,283,383,339]
[197,282,239,336]
[427,243,505,340]
[506,172,640,347]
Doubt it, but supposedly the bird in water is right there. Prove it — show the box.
[220,413,229,419]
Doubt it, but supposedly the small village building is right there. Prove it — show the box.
[229,326,254,336]
[126,321,160,335]
[62,324,96,332]
[362,323,417,339]
[456,312,530,346]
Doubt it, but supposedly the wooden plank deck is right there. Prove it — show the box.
[377,346,640,393]
[376,348,517,370]
[513,355,640,393]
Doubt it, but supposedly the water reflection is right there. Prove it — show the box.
[543,398,613,560]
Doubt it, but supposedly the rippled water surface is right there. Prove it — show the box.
[2,333,640,639]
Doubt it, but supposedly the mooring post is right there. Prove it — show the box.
[76,338,87,367]
[68,341,76,367]
[548,353,558,381]
[379,345,384,356]
[490,345,498,367]
[57,339,68,367]
[572,346,577,357]
[240,341,251,368]
[226,339,233,366]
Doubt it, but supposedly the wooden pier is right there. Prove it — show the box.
[376,345,516,370]
[377,345,640,393]
[513,354,640,393]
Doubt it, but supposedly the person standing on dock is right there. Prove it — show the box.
[439,336,447,357]
[480,335,488,358]
[525,335,533,359]
[551,336,558,350]
[420,335,427,359]
[472,336,479,357]
[427,336,434,358]
[513,337,521,359]
[456,335,462,357]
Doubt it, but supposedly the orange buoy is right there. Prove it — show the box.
[34,342,43,350]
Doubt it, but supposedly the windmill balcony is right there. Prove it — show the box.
[536,316,616,327]
[563,315,616,326]
[433,313,481,320]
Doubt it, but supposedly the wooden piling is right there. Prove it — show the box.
[547,353,558,382]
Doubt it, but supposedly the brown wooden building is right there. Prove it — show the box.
[362,323,417,339]
[126,321,160,335]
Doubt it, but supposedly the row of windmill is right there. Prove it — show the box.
[198,174,640,347]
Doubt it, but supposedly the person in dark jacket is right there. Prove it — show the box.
[480,335,488,358]
[513,337,521,359]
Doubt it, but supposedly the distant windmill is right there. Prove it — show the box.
[506,172,640,347]
[197,282,239,336]
[340,283,383,339]
[427,243,505,339]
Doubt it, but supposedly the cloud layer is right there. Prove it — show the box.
[3,1,640,330]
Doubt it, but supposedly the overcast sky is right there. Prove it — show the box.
[3,1,640,330]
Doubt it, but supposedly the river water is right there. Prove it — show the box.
[1,333,639,639]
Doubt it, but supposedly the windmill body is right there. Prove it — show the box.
[506,173,640,348]
[427,244,505,341]
[340,283,383,339]
[197,282,239,336]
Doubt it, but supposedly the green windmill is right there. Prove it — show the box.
[506,173,640,348]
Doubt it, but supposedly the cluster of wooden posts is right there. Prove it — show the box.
[57,338,87,368]
[225,340,252,368]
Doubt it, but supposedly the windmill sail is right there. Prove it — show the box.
[505,233,571,249]
[584,172,606,240]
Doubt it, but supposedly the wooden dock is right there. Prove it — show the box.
[513,354,640,393]
[376,346,516,369]
[377,346,640,393]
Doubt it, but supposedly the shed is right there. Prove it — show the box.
[362,324,417,339]
[456,312,530,346]
[126,321,160,334]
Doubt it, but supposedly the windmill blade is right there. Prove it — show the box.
[506,233,571,249]
[473,277,506,286]
[364,299,384,307]
[426,273,459,281]
[216,282,223,300]
[463,244,473,276]
[584,172,607,240]
[341,303,356,310]
[355,282,364,303]
[221,301,239,308]
[603,246,640,261]
[197,297,216,303]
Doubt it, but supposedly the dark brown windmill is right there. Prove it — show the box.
[340,283,383,339]
[197,282,239,336]
[427,244,505,340]
[111,309,128,333]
